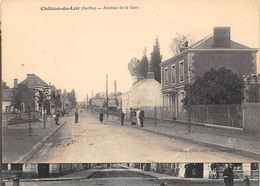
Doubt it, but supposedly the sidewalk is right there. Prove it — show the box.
[3,116,69,163]
[89,111,260,160]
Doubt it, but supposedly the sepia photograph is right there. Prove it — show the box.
[1,1,260,185]
[0,163,259,185]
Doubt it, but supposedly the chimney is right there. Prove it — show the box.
[147,72,155,79]
[180,41,189,52]
[213,27,231,48]
[14,79,18,88]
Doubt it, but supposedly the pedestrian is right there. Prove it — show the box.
[223,164,234,186]
[211,163,218,179]
[55,110,60,125]
[120,111,125,126]
[140,108,144,127]
[99,112,104,124]
[244,175,250,186]
[129,108,133,124]
[136,108,140,126]
[75,109,79,123]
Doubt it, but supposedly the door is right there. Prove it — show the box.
[38,164,49,178]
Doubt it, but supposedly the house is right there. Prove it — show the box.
[17,74,50,113]
[121,72,163,119]
[2,85,13,114]
[160,27,258,119]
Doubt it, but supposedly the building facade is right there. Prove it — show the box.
[160,27,258,120]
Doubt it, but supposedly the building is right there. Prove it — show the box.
[2,85,13,114]
[160,27,258,119]
[17,74,50,113]
[2,163,91,179]
[121,72,163,119]
[132,163,258,179]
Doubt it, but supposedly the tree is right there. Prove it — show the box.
[11,87,23,114]
[170,33,194,55]
[128,52,149,81]
[140,48,149,78]
[150,37,162,83]
[67,89,77,107]
[52,91,62,109]
[182,67,245,106]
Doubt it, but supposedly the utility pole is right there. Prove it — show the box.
[87,94,88,110]
[106,74,109,118]
[92,90,93,114]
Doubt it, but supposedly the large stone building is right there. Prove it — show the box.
[160,27,258,119]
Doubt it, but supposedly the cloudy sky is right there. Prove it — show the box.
[2,0,259,101]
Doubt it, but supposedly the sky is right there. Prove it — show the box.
[2,0,259,101]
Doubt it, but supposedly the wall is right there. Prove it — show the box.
[244,103,260,134]
[161,54,188,89]
[122,79,162,114]
[194,52,255,78]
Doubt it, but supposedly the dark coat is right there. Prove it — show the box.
[223,167,234,186]
[140,110,144,119]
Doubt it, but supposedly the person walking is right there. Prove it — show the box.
[55,110,60,125]
[244,175,250,186]
[99,112,104,124]
[136,108,140,126]
[120,112,125,126]
[140,108,144,127]
[223,164,234,186]
[75,109,79,123]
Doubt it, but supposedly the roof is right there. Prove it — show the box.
[123,78,161,95]
[19,74,48,87]
[3,89,13,102]
[123,79,148,95]
[162,34,258,65]
[91,98,105,106]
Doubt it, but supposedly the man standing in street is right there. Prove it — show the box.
[75,109,79,123]
[223,164,234,186]
[140,108,144,127]
[120,111,125,126]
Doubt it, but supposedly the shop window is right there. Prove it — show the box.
[11,164,23,171]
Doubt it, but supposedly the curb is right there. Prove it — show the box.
[105,116,260,161]
[15,120,67,163]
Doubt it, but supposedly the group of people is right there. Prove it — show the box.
[213,164,250,186]
[129,108,145,127]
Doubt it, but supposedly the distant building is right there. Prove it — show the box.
[160,27,258,119]
[17,74,50,113]
[121,72,163,118]
[2,85,13,114]
[2,163,95,179]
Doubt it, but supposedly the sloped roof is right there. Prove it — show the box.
[192,34,251,49]
[162,33,258,65]
[123,79,148,95]
[19,74,48,87]
[3,89,13,102]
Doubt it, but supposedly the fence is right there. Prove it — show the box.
[134,105,243,128]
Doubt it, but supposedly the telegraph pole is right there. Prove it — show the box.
[92,90,93,114]
[106,74,109,118]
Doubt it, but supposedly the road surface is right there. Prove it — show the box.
[28,111,255,162]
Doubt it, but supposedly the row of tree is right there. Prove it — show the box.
[11,86,77,114]
[128,33,194,84]
[128,37,162,84]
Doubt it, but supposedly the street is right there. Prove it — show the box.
[28,111,255,163]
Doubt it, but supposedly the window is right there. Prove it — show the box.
[171,64,176,84]
[164,68,168,86]
[179,61,184,82]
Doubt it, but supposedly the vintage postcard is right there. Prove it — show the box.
[2,0,260,174]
